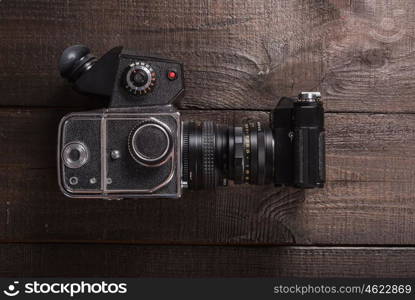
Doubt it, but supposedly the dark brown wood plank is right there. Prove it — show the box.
[0,109,414,245]
[1,244,414,277]
[1,0,414,112]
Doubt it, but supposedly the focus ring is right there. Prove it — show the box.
[202,121,215,188]
[233,127,244,184]
[182,122,190,184]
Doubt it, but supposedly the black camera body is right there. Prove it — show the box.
[58,45,325,199]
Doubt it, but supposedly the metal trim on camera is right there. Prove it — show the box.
[297,92,321,102]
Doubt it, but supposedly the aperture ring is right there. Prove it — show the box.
[243,123,251,183]
[257,122,266,185]
[202,121,215,188]
[233,127,244,184]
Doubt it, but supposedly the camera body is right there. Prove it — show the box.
[58,46,184,198]
[58,45,325,199]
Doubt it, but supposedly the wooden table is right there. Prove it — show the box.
[0,0,414,277]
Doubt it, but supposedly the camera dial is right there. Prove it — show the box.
[61,141,89,169]
[124,62,156,95]
[128,121,172,167]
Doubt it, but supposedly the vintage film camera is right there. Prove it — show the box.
[57,45,325,199]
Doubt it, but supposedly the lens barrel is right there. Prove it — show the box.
[242,122,274,185]
[182,121,274,190]
[182,121,228,190]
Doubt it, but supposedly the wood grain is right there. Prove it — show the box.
[1,244,414,277]
[0,0,414,111]
[1,0,415,277]
[0,109,414,245]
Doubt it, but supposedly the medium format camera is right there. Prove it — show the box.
[57,45,325,199]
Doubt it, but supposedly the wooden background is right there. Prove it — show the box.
[0,0,415,277]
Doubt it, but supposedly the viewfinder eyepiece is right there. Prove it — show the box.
[59,45,97,82]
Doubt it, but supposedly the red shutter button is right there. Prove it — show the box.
[167,71,177,80]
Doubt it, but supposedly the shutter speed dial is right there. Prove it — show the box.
[128,122,173,167]
[124,62,156,95]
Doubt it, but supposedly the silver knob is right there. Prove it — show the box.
[62,142,89,169]
[298,92,321,102]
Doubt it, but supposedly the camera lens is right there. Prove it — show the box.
[182,121,274,190]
